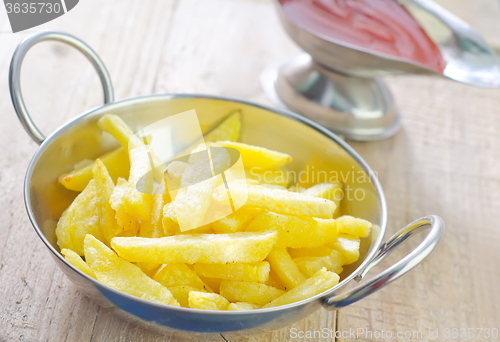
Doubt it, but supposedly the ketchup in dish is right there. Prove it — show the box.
[278,0,446,72]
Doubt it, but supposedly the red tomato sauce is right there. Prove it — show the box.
[278,0,446,72]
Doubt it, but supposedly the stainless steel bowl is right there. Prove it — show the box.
[10,31,444,338]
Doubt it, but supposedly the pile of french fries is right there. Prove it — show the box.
[56,111,372,310]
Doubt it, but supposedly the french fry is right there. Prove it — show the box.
[110,178,139,234]
[115,229,139,237]
[162,202,180,235]
[178,224,214,235]
[246,166,290,187]
[204,111,241,143]
[335,215,372,238]
[328,249,346,272]
[212,207,261,234]
[180,111,242,155]
[302,182,343,216]
[193,261,270,283]
[211,141,291,170]
[134,262,161,278]
[84,234,179,306]
[266,248,307,290]
[302,182,342,201]
[246,211,337,248]
[213,184,336,219]
[259,184,288,190]
[189,291,230,310]
[139,181,166,238]
[55,179,106,255]
[168,145,227,231]
[163,161,188,200]
[328,234,360,265]
[288,246,334,258]
[287,184,305,193]
[262,268,339,308]
[123,146,154,220]
[264,269,287,291]
[294,256,342,277]
[288,246,346,274]
[169,286,207,308]
[110,230,278,264]
[93,160,119,243]
[61,248,96,278]
[153,263,213,292]
[97,114,143,150]
[163,206,214,235]
[197,275,223,294]
[227,302,260,311]
[219,281,285,306]
[58,147,129,192]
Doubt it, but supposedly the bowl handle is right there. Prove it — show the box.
[9,31,114,145]
[322,215,444,310]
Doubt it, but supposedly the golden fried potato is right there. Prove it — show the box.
[162,205,214,236]
[178,111,241,156]
[55,179,106,255]
[169,286,207,308]
[178,224,214,235]
[264,269,287,291]
[162,202,180,235]
[329,233,361,265]
[110,230,278,264]
[302,182,343,216]
[287,184,306,193]
[246,166,290,187]
[123,146,154,220]
[139,181,166,238]
[169,177,220,231]
[189,291,229,310]
[302,182,342,200]
[93,160,119,243]
[246,211,337,248]
[288,246,346,274]
[152,263,213,292]
[197,276,223,294]
[288,246,334,258]
[97,114,143,150]
[294,256,342,277]
[204,111,241,143]
[335,215,372,237]
[328,249,346,272]
[134,262,161,277]
[59,147,129,192]
[227,302,260,311]
[266,248,306,290]
[168,144,228,231]
[263,268,339,308]
[213,184,336,219]
[163,161,187,200]
[61,248,96,278]
[110,178,139,234]
[84,234,179,306]
[220,280,285,306]
[211,207,261,234]
[193,261,270,283]
[211,141,291,170]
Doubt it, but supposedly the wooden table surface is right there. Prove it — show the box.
[0,1,499,341]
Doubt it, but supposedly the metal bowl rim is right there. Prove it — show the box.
[24,92,388,315]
